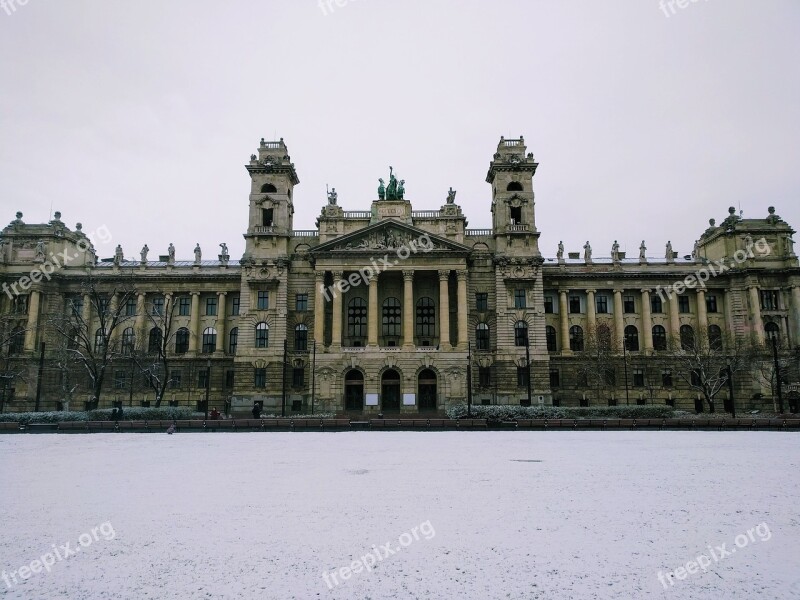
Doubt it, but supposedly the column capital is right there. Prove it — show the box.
[332,270,344,279]
[612,288,624,295]
[437,269,450,280]
[585,288,596,295]
[314,270,325,282]
[559,289,570,296]
[402,270,414,281]
[640,288,652,294]
[190,291,200,297]
[695,288,706,296]
[456,270,469,280]
[217,291,227,298]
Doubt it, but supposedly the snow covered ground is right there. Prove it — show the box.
[1,432,798,600]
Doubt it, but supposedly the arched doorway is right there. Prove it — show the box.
[418,369,437,412]
[381,369,401,413]
[344,370,364,412]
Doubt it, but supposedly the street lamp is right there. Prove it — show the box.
[622,337,630,406]
[466,342,473,418]
[768,330,784,414]
[204,359,211,421]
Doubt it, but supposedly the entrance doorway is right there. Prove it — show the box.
[418,369,437,412]
[381,369,401,413]
[344,370,364,411]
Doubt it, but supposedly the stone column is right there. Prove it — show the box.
[668,292,680,345]
[81,293,92,326]
[586,289,597,333]
[367,273,379,347]
[314,271,326,347]
[456,270,468,349]
[613,289,624,350]
[438,270,451,350]
[216,292,227,353]
[748,285,765,346]
[559,290,570,354]
[696,289,708,335]
[641,289,653,352]
[331,271,343,349]
[108,293,120,344]
[134,293,147,347]
[188,292,200,353]
[403,270,414,348]
[791,285,800,348]
[24,290,41,352]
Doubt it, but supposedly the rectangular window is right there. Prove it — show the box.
[596,295,609,314]
[254,368,266,388]
[691,369,702,386]
[513,289,526,309]
[225,370,235,389]
[633,368,645,387]
[662,369,673,387]
[706,294,718,313]
[549,369,560,388]
[114,371,127,390]
[678,295,690,313]
[170,371,182,389]
[476,293,488,312]
[478,366,491,387]
[67,296,83,316]
[15,295,29,314]
[569,295,581,314]
[151,296,164,316]
[125,297,137,316]
[205,297,217,316]
[651,295,663,314]
[543,295,554,314]
[292,367,305,388]
[516,366,529,387]
[510,206,522,224]
[623,295,635,313]
[179,297,191,316]
[262,208,274,227]
[257,291,269,310]
[760,290,779,310]
[230,295,240,316]
[295,293,308,312]
[198,370,208,389]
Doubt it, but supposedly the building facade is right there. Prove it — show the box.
[1,136,799,414]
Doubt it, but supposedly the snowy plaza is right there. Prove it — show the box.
[1,431,798,599]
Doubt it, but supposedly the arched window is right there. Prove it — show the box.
[228,327,239,355]
[255,322,269,348]
[382,297,401,337]
[765,322,780,346]
[569,325,584,351]
[175,328,189,354]
[624,325,639,351]
[202,327,217,353]
[652,325,667,351]
[514,321,528,347]
[260,183,277,193]
[708,325,723,350]
[506,182,523,191]
[348,298,367,338]
[416,297,435,338]
[680,325,695,351]
[67,327,79,351]
[476,323,490,350]
[295,324,308,351]
[148,327,162,354]
[545,325,557,351]
[121,327,135,355]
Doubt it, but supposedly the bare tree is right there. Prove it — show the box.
[575,323,618,406]
[46,273,138,406]
[665,326,754,413]
[0,313,28,413]
[128,294,181,407]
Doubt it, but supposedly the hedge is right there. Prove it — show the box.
[446,403,676,422]
[0,406,201,424]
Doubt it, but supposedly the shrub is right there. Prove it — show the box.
[0,411,90,425]
[87,406,200,421]
[446,403,675,423]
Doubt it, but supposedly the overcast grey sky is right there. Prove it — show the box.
[1,0,798,261]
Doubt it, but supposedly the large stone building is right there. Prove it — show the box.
[1,136,798,414]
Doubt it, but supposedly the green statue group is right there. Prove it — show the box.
[378,166,404,200]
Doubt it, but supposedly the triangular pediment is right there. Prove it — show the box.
[310,219,470,254]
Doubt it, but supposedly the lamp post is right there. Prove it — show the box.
[622,338,630,406]
[311,340,316,415]
[725,363,736,419]
[525,336,532,407]
[769,332,784,414]
[466,342,473,418]
[204,359,210,421]
[281,339,288,417]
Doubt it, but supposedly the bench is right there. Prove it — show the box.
[56,421,88,432]
[0,421,21,433]
[321,419,351,431]
[457,419,487,429]
[370,419,402,430]
[205,419,236,431]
